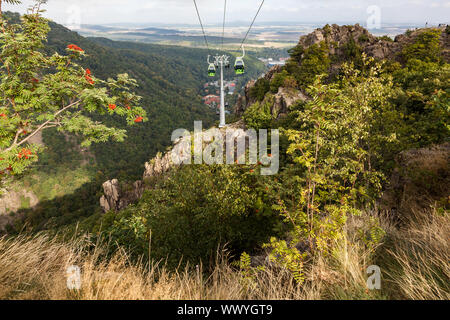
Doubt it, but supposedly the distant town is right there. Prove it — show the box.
[257,57,289,67]
[201,80,237,114]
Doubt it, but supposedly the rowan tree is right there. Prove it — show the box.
[0,0,147,188]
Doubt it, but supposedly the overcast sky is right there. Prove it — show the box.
[4,0,450,26]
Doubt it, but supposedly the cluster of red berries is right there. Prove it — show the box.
[107,104,142,123]
[17,148,33,160]
[0,113,6,119]
[85,68,94,85]
[67,44,84,52]
[248,154,273,173]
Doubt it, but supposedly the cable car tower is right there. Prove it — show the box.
[193,0,265,128]
[207,54,230,127]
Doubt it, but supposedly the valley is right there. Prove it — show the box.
[0,1,448,302]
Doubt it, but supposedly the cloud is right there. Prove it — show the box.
[3,0,450,25]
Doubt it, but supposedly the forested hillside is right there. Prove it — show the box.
[42,14,265,179]
[1,12,266,229]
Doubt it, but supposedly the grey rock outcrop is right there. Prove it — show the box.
[0,189,38,216]
[236,24,449,118]
[100,179,144,213]
[298,24,449,64]
[272,87,308,117]
[297,24,401,61]
[235,80,256,115]
[235,65,306,116]
[143,152,173,181]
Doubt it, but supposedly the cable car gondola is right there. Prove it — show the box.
[234,46,245,75]
[207,55,216,77]
[208,63,216,77]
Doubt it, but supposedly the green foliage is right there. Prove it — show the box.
[402,29,442,63]
[270,70,289,93]
[1,8,232,230]
[243,98,273,130]
[4,18,448,295]
[264,238,307,284]
[98,165,283,268]
[391,59,450,150]
[343,37,364,68]
[287,45,304,63]
[258,58,396,280]
[269,69,297,93]
[236,252,265,290]
[358,34,370,43]
[286,42,330,86]
[249,77,270,101]
[358,216,386,251]
[378,35,393,42]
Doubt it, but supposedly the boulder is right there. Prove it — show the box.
[272,87,308,117]
[100,179,144,213]
[0,189,38,216]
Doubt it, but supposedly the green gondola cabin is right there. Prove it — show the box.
[234,57,245,75]
[208,63,216,77]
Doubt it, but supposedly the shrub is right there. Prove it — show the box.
[249,78,270,101]
[287,42,330,87]
[270,70,289,93]
[402,29,442,63]
[243,99,274,130]
[102,165,283,268]
[358,34,370,43]
[343,37,363,68]
[378,35,393,42]
[259,59,396,282]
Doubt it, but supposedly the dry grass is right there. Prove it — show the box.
[0,232,376,300]
[382,208,450,300]
[0,209,447,300]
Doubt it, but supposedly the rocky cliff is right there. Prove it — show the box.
[235,24,449,114]
[234,65,308,117]
[296,23,448,63]
[100,121,249,212]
